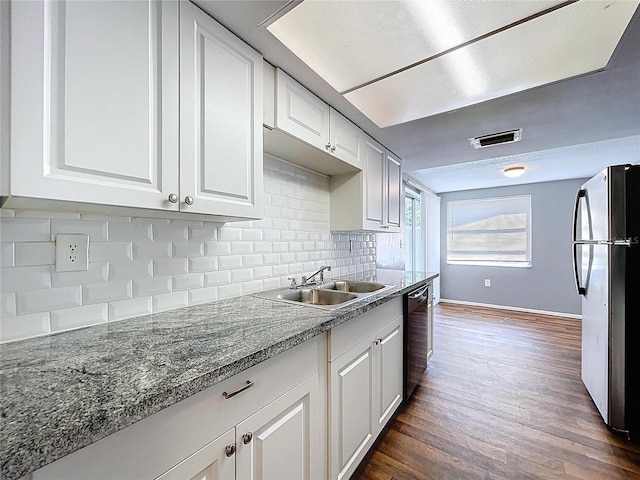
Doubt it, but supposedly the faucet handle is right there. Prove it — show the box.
[287,277,298,289]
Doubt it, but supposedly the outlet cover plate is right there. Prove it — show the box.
[56,234,89,272]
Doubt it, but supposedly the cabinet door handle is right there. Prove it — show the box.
[242,432,253,444]
[225,444,236,457]
[184,195,195,205]
[223,380,254,399]
[374,339,380,345]
[168,193,178,203]
[325,143,331,151]
[330,145,336,153]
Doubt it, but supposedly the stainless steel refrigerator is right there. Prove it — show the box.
[572,164,639,440]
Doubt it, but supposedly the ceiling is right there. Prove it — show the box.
[196,0,640,192]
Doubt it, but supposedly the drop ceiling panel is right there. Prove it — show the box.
[344,0,639,128]
[267,0,563,93]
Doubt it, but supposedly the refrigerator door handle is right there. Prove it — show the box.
[572,189,587,243]
[572,243,587,296]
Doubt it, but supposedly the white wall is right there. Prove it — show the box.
[0,156,376,343]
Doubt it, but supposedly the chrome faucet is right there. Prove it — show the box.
[289,265,331,289]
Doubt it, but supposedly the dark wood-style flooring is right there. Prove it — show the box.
[356,303,640,479]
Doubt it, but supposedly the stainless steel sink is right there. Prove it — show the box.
[318,280,386,294]
[277,289,357,306]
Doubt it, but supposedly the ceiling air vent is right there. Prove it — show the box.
[469,129,522,149]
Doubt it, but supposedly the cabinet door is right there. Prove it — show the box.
[10,1,179,210]
[375,317,403,431]
[329,108,363,169]
[329,336,375,480]
[236,374,320,480]
[386,151,402,232]
[155,428,235,480]
[276,69,330,152]
[363,137,385,230]
[180,1,263,217]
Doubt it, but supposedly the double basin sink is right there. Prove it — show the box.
[256,280,395,310]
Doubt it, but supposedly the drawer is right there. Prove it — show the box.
[328,297,402,362]
[33,334,326,480]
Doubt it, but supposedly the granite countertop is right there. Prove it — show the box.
[0,269,438,480]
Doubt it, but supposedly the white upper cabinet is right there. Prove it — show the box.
[386,151,402,230]
[275,69,331,152]
[329,107,363,169]
[179,1,263,218]
[9,0,180,211]
[7,0,263,221]
[329,137,402,232]
[264,68,363,175]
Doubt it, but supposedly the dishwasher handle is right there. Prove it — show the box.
[408,284,429,300]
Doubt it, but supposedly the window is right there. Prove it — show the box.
[447,195,532,268]
[404,186,424,272]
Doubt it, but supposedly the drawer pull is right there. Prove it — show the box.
[242,432,253,444]
[225,444,236,457]
[222,380,254,399]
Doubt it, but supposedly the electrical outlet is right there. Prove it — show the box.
[56,234,89,272]
[484,279,491,287]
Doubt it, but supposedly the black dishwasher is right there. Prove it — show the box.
[404,283,430,400]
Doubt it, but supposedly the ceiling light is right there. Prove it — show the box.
[504,166,526,178]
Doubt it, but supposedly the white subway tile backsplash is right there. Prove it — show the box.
[0,313,50,342]
[242,280,264,295]
[1,243,15,267]
[218,283,242,300]
[153,259,188,277]
[108,297,152,322]
[1,265,51,293]
[1,292,16,317]
[173,242,204,258]
[231,242,253,255]
[52,262,109,288]
[153,292,188,313]
[133,277,171,297]
[205,241,231,256]
[153,223,188,242]
[133,241,171,260]
[0,218,50,242]
[110,260,152,281]
[51,304,108,332]
[83,281,132,304]
[242,254,263,267]
[231,269,253,282]
[189,256,217,273]
[51,220,107,242]
[110,220,152,242]
[17,286,82,315]
[0,156,376,342]
[253,266,273,279]
[172,273,204,292]
[90,242,132,262]
[188,224,218,242]
[188,286,217,306]
[218,227,242,242]
[219,255,242,270]
[205,271,231,286]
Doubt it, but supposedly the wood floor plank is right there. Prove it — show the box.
[354,303,640,479]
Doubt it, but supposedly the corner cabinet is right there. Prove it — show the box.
[330,138,403,232]
[5,0,262,221]
[328,299,404,480]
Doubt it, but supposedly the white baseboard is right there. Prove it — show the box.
[439,298,582,320]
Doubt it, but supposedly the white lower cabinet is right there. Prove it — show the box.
[32,336,325,480]
[157,375,319,480]
[328,299,404,480]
